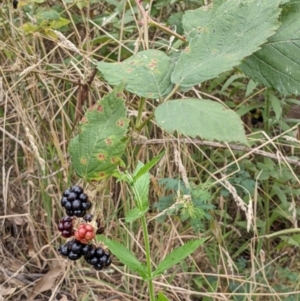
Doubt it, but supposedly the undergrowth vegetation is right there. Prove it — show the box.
[1,0,300,300]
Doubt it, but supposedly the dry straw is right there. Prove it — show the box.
[25,127,46,174]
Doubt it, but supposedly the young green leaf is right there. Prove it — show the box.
[97,50,174,99]
[132,161,150,208]
[172,0,280,88]
[155,99,248,145]
[69,85,129,181]
[152,238,207,278]
[125,206,149,223]
[133,152,165,182]
[98,236,148,279]
[240,1,300,95]
[156,292,170,301]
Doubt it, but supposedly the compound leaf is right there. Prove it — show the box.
[172,0,281,88]
[97,50,174,99]
[240,1,300,95]
[69,85,129,181]
[155,99,248,145]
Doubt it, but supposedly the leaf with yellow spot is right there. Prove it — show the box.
[69,85,129,181]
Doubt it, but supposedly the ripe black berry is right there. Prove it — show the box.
[67,192,77,201]
[84,246,112,270]
[68,251,82,261]
[63,189,71,197]
[72,199,82,210]
[79,193,88,202]
[61,186,92,217]
[13,0,18,9]
[70,240,84,254]
[81,202,92,210]
[82,244,94,255]
[58,245,69,256]
[83,214,93,222]
[58,239,85,261]
[71,185,84,194]
[64,201,72,210]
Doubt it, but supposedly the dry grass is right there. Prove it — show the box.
[1,0,300,300]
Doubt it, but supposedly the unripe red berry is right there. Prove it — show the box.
[74,223,96,244]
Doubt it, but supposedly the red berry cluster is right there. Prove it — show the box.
[57,185,112,270]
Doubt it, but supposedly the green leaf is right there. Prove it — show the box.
[268,92,282,121]
[155,99,248,145]
[50,18,70,29]
[152,238,207,278]
[133,152,165,183]
[156,292,170,301]
[171,0,281,88]
[240,1,300,95]
[35,10,60,21]
[69,85,129,181]
[125,206,149,222]
[132,161,150,208]
[98,236,148,279]
[22,23,39,34]
[97,50,174,99]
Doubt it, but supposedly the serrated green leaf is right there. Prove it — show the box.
[98,236,148,279]
[132,161,150,208]
[69,85,129,181]
[171,0,281,88]
[155,99,248,145]
[133,152,165,183]
[97,50,174,99]
[152,238,207,278]
[240,1,300,95]
[125,206,149,222]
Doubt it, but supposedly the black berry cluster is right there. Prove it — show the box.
[57,185,112,270]
[61,185,92,217]
[58,239,112,270]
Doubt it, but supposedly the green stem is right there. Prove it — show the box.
[127,173,155,300]
[263,90,271,254]
[136,113,154,132]
[141,214,155,301]
[164,84,180,102]
[136,97,146,128]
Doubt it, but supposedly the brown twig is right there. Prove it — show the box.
[134,0,186,43]
[73,67,98,129]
